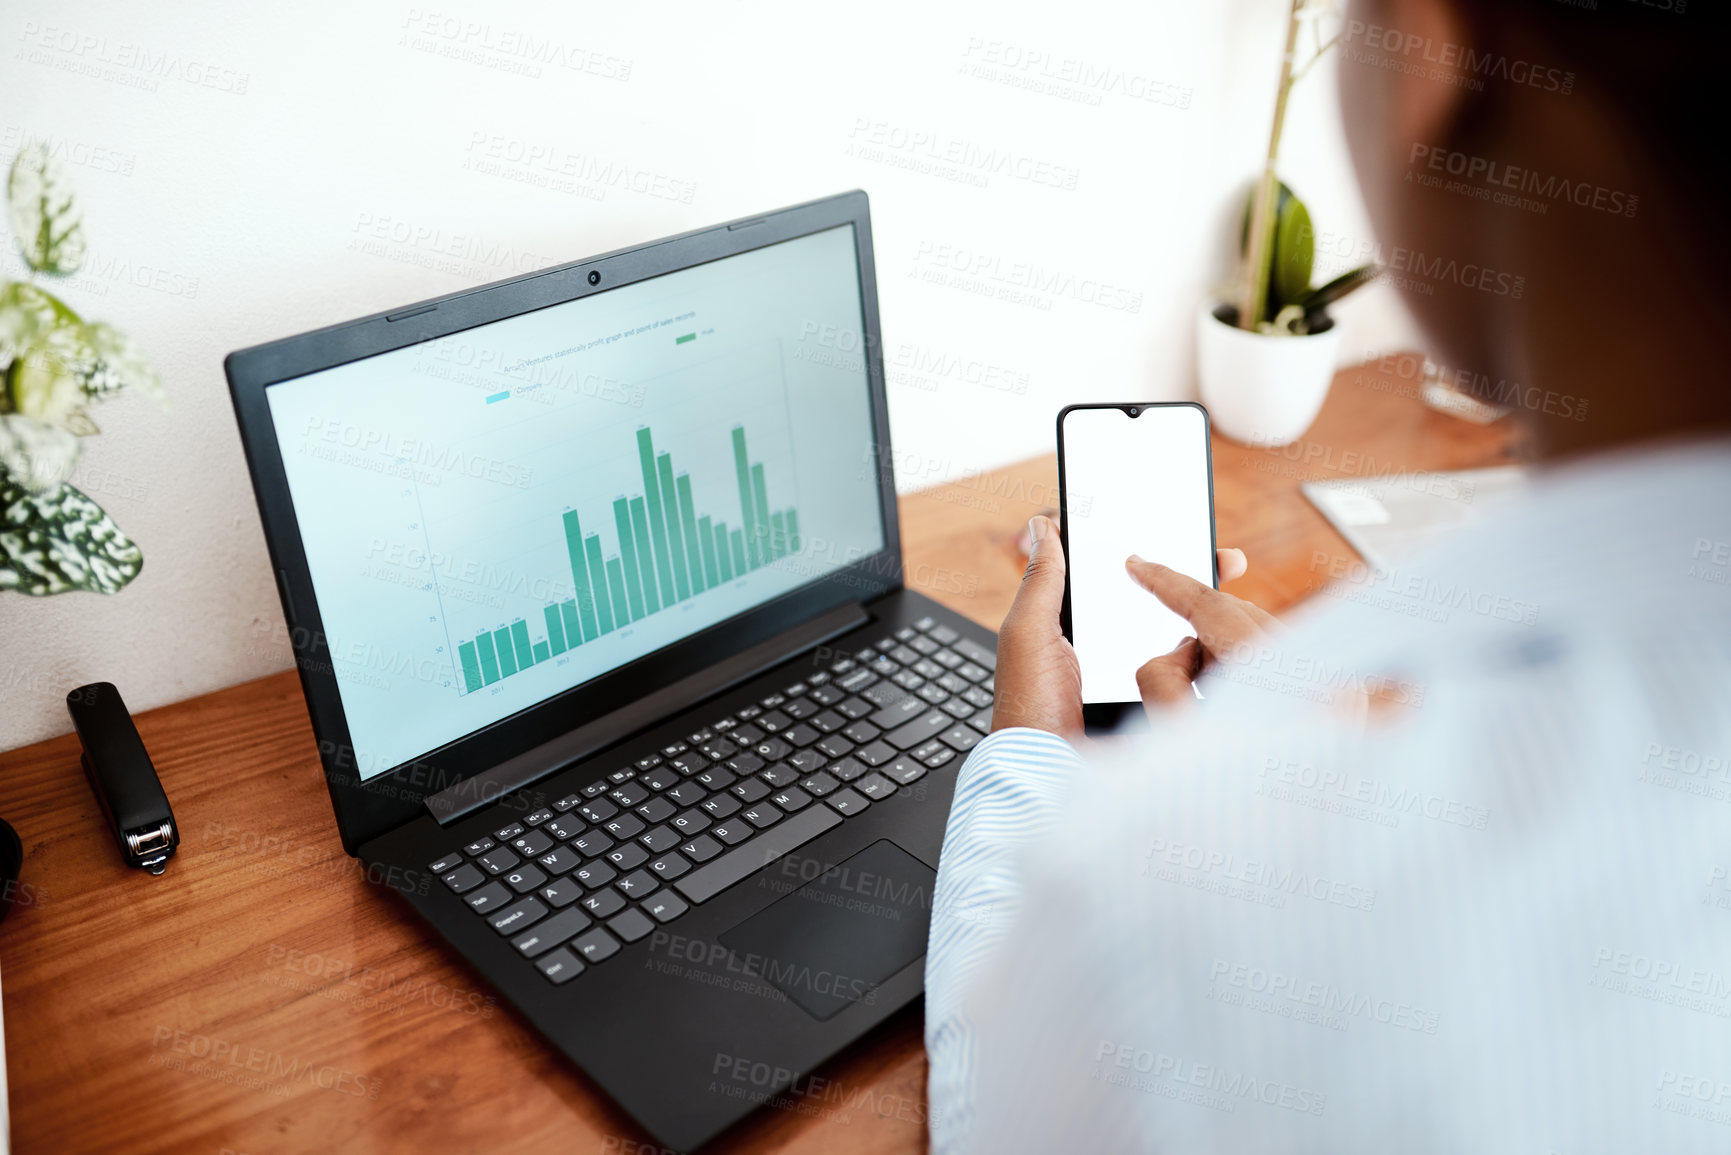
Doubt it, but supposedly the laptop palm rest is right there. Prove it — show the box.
[718,840,935,1021]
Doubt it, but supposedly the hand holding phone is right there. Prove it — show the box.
[1058,403,1218,730]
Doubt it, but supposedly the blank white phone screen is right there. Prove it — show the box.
[1062,405,1215,704]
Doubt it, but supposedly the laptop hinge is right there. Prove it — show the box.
[424,600,871,826]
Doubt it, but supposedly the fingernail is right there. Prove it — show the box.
[1028,517,1047,544]
[1127,553,1145,566]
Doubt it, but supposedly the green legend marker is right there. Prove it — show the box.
[675,333,696,345]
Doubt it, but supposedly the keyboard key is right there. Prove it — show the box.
[574,860,618,888]
[842,720,882,744]
[886,710,951,749]
[493,822,525,842]
[932,648,964,669]
[752,738,794,762]
[545,816,585,841]
[941,725,982,752]
[816,735,855,759]
[726,752,766,776]
[604,813,646,840]
[640,765,680,792]
[540,876,585,908]
[855,773,898,800]
[915,740,958,768]
[731,723,766,746]
[701,793,742,819]
[782,698,817,719]
[428,852,463,874]
[913,615,936,631]
[512,907,592,957]
[782,724,821,747]
[730,777,770,804]
[461,836,496,857]
[788,749,827,774]
[953,636,996,670]
[913,659,945,679]
[671,808,711,835]
[711,820,754,846]
[695,766,737,792]
[578,799,618,824]
[552,794,584,813]
[930,624,961,644]
[892,670,925,691]
[958,662,992,683]
[510,829,554,858]
[488,897,547,935]
[579,888,627,919]
[615,869,659,898]
[837,667,877,692]
[571,830,615,858]
[649,851,691,880]
[829,757,867,782]
[761,762,800,787]
[669,753,709,777]
[809,709,845,733]
[476,848,520,875]
[759,692,786,709]
[885,758,928,785]
[609,781,650,808]
[639,825,681,853]
[742,802,783,828]
[918,683,951,705]
[891,645,921,666]
[582,780,612,798]
[868,695,925,729]
[856,741,896,767]
[943,698,976,719]
[757,710,792,733]
[675,806,843,903]
[503,864,548,893]
[810,684,846,706]
[801,771,840,797]
[608,769,636,786]
[963,686,994,708]
[895,626,918,642]
[666,780,707,807]
[571,927,621,963]
[643,892,689,922]
[464,881,512,912]
[827,788,871,817]
[969,710,993,734]
[680,835,723,862]
[536,947,584,984]
[635,753,663,771]
[770,786,813,812]
[636,796,676,824]
[523,808,554,827]
[937,672,970,695]
[835,697,873,720]
[606,842,649,872]
[861,682,906,709]
[608,908,656,944]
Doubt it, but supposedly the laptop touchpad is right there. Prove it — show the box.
[719,840,935,1021]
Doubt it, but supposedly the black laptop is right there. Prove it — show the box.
[224,191,996,1151]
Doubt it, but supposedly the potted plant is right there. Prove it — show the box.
[0,143,161,595]
[1198,0,1377,447]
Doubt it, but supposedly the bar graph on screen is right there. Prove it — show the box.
[452,422,800,694]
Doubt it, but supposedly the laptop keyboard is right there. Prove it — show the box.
[429,616,995,987]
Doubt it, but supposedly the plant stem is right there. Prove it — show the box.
[1237,0,1306,332]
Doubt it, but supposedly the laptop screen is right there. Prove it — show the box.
[264,224,886,780]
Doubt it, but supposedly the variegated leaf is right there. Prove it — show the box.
[8,143,86,276]
[0,472,142,595]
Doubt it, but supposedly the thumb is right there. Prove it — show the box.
[1136,636,1201,709]
[1005,515,1067,629]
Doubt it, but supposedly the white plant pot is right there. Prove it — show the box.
[1196,302,1343,447]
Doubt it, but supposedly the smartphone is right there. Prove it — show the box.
[1057,402,1218,731]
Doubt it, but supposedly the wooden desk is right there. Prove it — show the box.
[0,359,1514,1154]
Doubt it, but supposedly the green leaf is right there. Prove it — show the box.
[8,143,86,276]
[1271,193,1315,312]
[0,413,81,492]
[1300,263,1379,313]
[0,472,141,595]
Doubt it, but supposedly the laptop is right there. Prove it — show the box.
[224,191,996,1151]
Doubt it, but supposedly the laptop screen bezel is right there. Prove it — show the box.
[225,191,900,852]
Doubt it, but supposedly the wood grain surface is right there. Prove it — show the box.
[0,357,1515,1154]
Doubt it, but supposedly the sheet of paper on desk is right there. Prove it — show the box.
[1302,465,1529,570]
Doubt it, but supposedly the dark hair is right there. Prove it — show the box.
[1446,0,1726,248]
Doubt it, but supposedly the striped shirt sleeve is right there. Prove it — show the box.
[925,726,1083,1155]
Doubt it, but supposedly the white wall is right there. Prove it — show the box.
[0,0,1420,749]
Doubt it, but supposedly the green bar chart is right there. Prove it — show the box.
[454,422,798,693]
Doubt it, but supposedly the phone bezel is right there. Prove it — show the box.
[1055,401,1220,732]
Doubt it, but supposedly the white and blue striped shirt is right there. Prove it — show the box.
[925,440,1731,1153]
